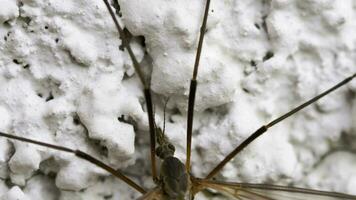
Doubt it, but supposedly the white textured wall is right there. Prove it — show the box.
[0,0,355,199]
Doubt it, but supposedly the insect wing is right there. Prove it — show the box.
[196,179,356,200]
[137,187,164,200]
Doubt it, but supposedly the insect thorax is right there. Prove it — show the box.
[159,156,189,200]
[156,127,176,159]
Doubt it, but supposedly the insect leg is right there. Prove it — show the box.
[186,0,211,173]
[205,73,356,179]
[162,97,170,134]
[0,131,146,194]
[102,0,158,181]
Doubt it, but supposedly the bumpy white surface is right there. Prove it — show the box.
[0,0,355,199]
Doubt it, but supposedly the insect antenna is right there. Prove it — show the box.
[153,97,170,147]
[0,131,146,194]
[102,0,158,181]
[154,98,177,160]
[205,73,356,179]
[186,0,211,173]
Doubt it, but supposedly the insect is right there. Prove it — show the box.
[0,0,355,199]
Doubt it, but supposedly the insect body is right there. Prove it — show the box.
[0,0,356,199]
[155,127,189,199]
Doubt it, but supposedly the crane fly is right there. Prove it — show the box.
[0,0,356,199]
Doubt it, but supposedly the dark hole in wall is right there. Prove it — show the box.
[13,59,20,64]
[3,20,12,27]
[13,59,30,69]
[95,140,109,157]
[39,157,61,178]
[73,114,81,125]
[250,60,257,66]
[45,92,54,102]
[104,194,113,200]
[254,23,260,29]
[263,51,274,61]
[243,88,250,93]
[118,43,124,51]
[117,115,126,122]
[122,71,130,80]
[37,91,54,102]
[137,35,146,48]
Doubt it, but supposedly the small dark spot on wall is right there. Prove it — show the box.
[250,60,257,66]
[45,92,54,102]
[254,23,260,29]
[263,51,274,62]
[118,115,125,122]
[4,178,14,188]
[13,59,20,64]
[44,25,49,29]
[73,115,81,125]
[138,35,145,47]
[243,88,250,93]
[122,72,130,80]
[12,59,30,69]
[118,44,124,51]
[3,20,11,27]
[55,38,59,43]
[104,194,113,200]
[37,93,43,98]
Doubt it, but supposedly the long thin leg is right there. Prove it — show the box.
[186,0,211,173]
[102,0,158,180]
[163,97,170,134]
[205,73,356,179]
[0,131,146,194]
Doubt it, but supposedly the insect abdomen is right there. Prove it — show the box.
[160,156,189,200]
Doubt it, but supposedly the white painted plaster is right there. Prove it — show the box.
[0,0,355,199]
